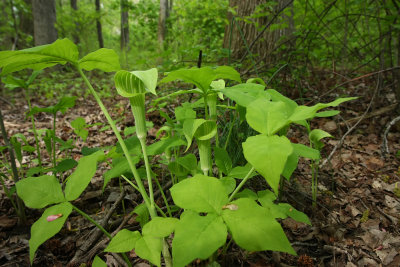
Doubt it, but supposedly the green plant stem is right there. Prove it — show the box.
[0,173,18,216]
[139,137,156,215]
[52,114,57,169]
[72,205,132,267]
[154,178,172,217]
[0,108,26,223]
[228,167,255,202]
[77,67,151,212]
[121,174,140,191]
[25,88,42,169]
[223,108,237,151]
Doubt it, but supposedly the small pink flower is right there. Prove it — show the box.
[47,214,63,222]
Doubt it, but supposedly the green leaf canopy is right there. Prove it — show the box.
[160,66,241,93]
[0,39,79,75]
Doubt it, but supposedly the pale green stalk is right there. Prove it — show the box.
[76,67,151,212]
[228,167,255,202]
[198,139,211,175]
[72,205,132,267]
[25,88,42,169]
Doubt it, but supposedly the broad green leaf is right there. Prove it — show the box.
[292,143,320,159]
[246,98,290,135]
[309,129,332,150]
[174,106,196,122]
[160,66,240,93]
[243,135,292,194]
[55,158,78,173]
[257,189,277,205]
[217,83,265,107]
[64,150,104,201]
[210,79,225,90]
[28,96,76,116]
[133,203,150,227]
[176,154,198,174]
[142,217,179,237]
[234,188,258,200]
[315,110,340,117]
[2,75,27,89]
[289,97,357,122]
[16,175,65,209]
[266,89,298,114]
[275,203,311,225]
[168,161,190,177]
[214,147,232,175]
[222,198,295,254]
[170,174,228,214]
[147,136,186,156]
[0,39,78,75]
[29,202,73,263]
[104,229,141,252]
[183,119,216,151]
[247,77,266,86]
[135,236,162,267]
[116,136,141,155]
[92,256,107,267]
[103,156,140,189]
[114,68,157,97]
[172,211,227,267]
[220,177,236,194]
[282,143,320,180]
[78,48,120,72]
[228,163,257,179]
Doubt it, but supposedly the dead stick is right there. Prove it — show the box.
[381,115,400,156]
[321,75,381,168]
[68,189,126,265]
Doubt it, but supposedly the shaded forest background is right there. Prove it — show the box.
[1,0,399,105]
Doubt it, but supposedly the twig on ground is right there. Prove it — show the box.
[381,114,400,156]
[68,189,126,265]
[320,75,381,168]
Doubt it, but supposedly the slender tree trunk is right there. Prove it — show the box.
[158,0,168,50]
[95,0,104,48]
[120,0,129,66]
[9,0,19,50]
[32,0,57,45]
[70,0,80,44]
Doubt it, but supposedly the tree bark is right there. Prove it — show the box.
[95,0,104,48]
[120,0,129,51]
[223,0,294,66]
[158,0,168,49]
[70,0,79,44]
[32,0,57,45]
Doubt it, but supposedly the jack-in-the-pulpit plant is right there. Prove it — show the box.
[0,38,356,266]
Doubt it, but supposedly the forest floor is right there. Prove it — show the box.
[0,70,400,267]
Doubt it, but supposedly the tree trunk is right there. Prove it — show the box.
[158,0,168,49]
[120,0,129,51]
[70,0,79,44]
[223,0,294,66]
[95,0,104,48]
[32,0,57,45]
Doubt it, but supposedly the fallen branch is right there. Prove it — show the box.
[321,75,381,168]
[340,103,397,126]
[68,189,126,265]
[381,115,400,156]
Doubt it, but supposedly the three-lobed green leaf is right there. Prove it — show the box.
[16,175,65,209]
[243,135,293,194]
[172,211,227,267]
